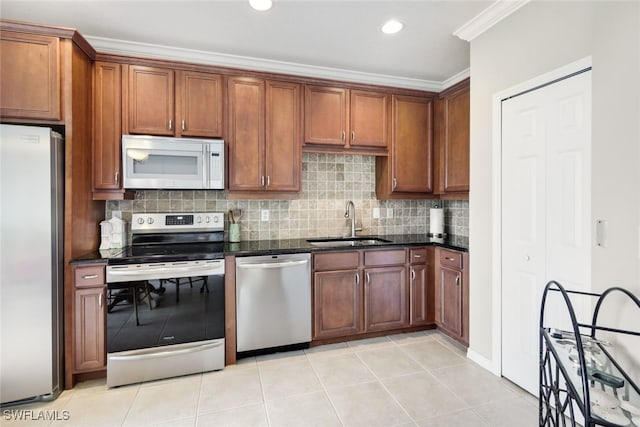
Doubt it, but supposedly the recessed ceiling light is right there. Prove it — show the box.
[249,0,272,11]
[381,20,404,35]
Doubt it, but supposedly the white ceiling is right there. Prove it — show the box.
[0,1,492,91]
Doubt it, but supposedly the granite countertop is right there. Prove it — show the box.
[71,234,468,264]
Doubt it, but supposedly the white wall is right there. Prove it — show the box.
[469,0,640,376]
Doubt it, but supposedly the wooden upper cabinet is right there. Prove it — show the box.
[176,70,223,137]
[227,76,301,195]
[350,90,389,149]
[227,76,265,191]
[304,85,348,146]
[304,85,389,153]
[375,95,433,199]
[435,80,470,196]
[127,65,175,135]
[265,80,301,192]
[392,95,433,192]
[0,31,61,120]
[93,61,122,195]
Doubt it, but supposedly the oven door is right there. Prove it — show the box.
[105,261,225,387]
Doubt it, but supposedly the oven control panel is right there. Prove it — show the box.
[132,212,224,232]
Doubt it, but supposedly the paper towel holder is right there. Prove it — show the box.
[428,204,447,238]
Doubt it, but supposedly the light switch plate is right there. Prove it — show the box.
[261,209,269,221]
[373,208,380,219]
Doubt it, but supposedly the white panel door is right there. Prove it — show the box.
[501,71,591,396]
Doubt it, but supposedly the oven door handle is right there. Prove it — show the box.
[107,261,223,278]
[109,341,222,362]
[236,259,308,269]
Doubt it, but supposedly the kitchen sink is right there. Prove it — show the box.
[306,237,391,247]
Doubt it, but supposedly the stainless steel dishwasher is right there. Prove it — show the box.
[236,253,311,353]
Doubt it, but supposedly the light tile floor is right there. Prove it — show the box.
[2,331,538,427]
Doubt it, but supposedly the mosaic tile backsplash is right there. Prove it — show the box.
[106,153,469,241]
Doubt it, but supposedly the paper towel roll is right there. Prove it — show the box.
[429,208,444,236]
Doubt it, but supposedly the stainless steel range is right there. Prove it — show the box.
[105,212,225,388]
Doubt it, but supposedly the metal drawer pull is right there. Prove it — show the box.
[109,342,221,362]
[445,257,456,261]
[82,274,99,279]
[413,254,422,258]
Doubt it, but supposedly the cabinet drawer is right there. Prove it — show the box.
[409,248,427,264]
[74,265,105,288]
[314,251,359,271]
[364,249,406,266]
[439,249,463,270]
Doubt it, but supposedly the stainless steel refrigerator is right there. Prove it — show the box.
[0,124,64,405]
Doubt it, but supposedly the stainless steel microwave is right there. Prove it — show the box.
[122,135,224,190]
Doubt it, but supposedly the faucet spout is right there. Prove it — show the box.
[344,200,361,238]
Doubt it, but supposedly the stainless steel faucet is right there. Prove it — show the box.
[344,200,362,238]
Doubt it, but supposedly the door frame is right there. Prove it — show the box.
[488,56,592,376]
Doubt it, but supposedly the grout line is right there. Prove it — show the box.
[303,349,347,427]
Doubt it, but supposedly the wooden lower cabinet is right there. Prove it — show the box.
[364,265,408,331]
[409,247,434,326]
[313,269,363,339]
[71,264,107,377]
[74,286,106,371]
[435,248,469,345]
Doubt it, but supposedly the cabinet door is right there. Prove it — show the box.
[128,65,174,135]
[93,61,122,192]
[265,80,301,192]
[440,87,470,193]
[410,263,430,326]
[0,31,60,120]
[74,286,106,372]
[313,270,362,339]
[439,266,462,337]
[392,95,433,193]
[304,85,348,146]
[350,90,389,149]
[364,266,408,332]
[176,70,223,137]
[227,77,265,191]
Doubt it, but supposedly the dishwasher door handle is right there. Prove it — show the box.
[236,259,309,269]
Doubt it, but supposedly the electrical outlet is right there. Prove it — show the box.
[261,209,270,221]
[373,208,380,219]
[387,208,393,218]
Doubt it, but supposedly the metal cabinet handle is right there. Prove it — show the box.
[181,120,186,131]
[267,176,271,187]
[355,273,360,285]
[261,176,265,186]
[341,131,346,142]
[393,178,397,190]
[168,119,173,130]
[446,257,455,261]
[351,131,355,141]
[115,171,119,186]
[455,275,461,286]
[82,274,98,279]
[411,269,416,280]
[98,292,103,308]
[366,273,370,284]
[413,254,422,258]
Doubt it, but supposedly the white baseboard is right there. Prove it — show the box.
[467,348,501,376]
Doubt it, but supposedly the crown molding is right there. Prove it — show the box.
[441,68,470,90]
[86,35,445,92]
[453,0,531,42]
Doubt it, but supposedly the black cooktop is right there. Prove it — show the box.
[108,231,225,265]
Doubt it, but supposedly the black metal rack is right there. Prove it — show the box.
[539,281,640,427]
